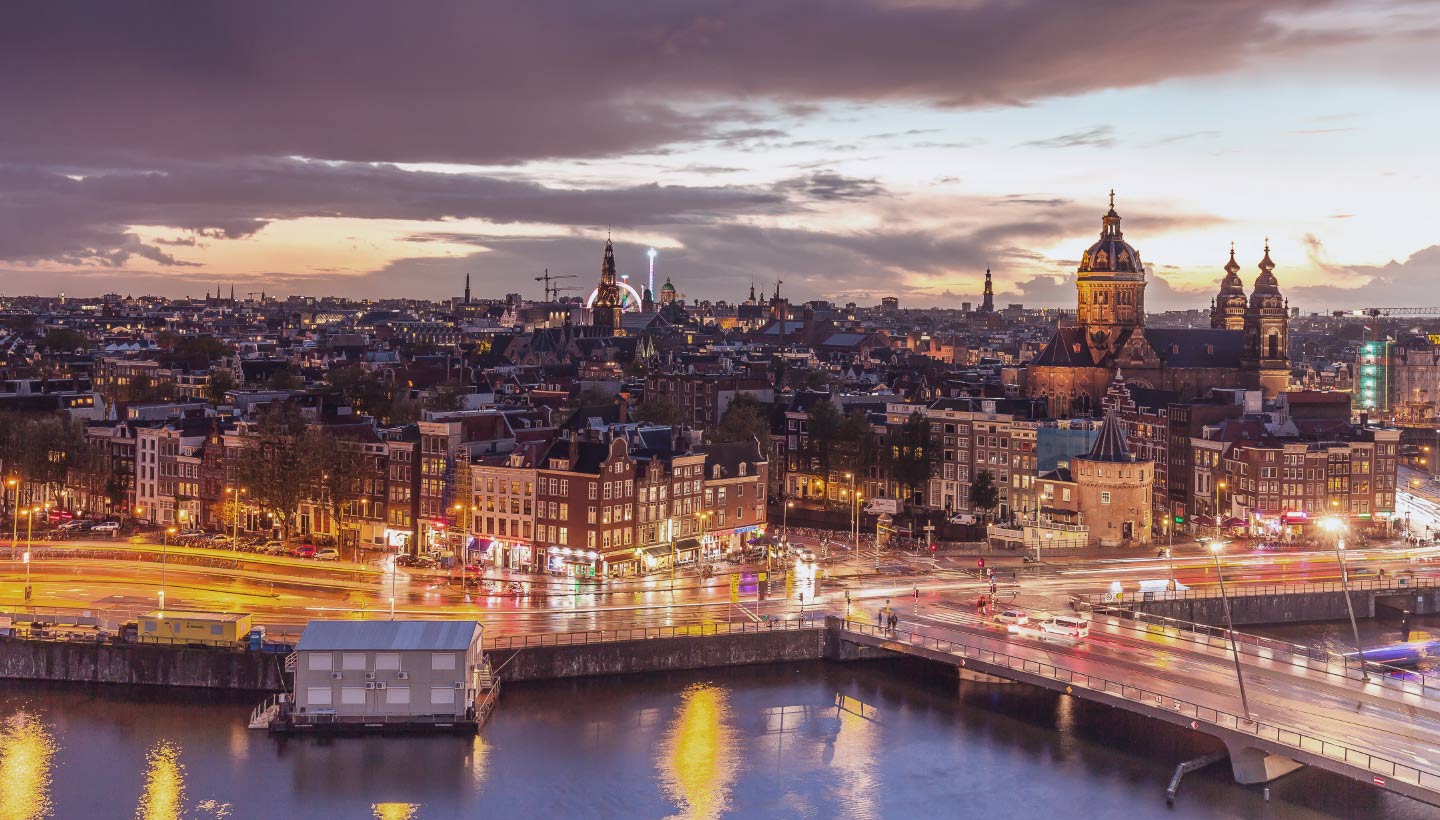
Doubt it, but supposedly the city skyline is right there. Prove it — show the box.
[2,2,1438,310]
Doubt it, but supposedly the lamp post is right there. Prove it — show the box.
[21,507,33,604]
[1215,480,1227,538]
[1164,547,1177,591]
[1324,516,1370,680]
[8,477,19,556]
[1204,538,1252,721]
[160,526,176,611]
[783,499,793,547]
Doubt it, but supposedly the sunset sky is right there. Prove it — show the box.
[1,1,1437,310]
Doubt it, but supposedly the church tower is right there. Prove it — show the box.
[978,269,995,313]
[1210,245,1247,331]
[1242,242,1290,398]
[592,238,624,335]
[1076,192,1146,345]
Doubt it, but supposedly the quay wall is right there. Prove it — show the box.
[0,637,285,691]
[490,628,829,682]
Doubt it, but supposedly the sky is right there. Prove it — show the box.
[1,1,1438,311]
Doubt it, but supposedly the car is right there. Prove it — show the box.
[58,520,91,532]
[947,513,978,525]
[290,545,316,559]
[1038,616,1090,640]
[91,521,120,534]
[178,529,205,538]
[994,608,1029,626]
[313,548,340,561]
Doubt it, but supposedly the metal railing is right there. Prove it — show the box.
[1087,576,1437,603]
[1084,604,1440,698]
[840,619,1440,795]
[486,617,822,649]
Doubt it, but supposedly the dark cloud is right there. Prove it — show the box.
[0,159,789,266]
[1289,243,1440,310]
[777,172,887,202]
[0,1,1355,168]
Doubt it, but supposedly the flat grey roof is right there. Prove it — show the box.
[296,619,482,652]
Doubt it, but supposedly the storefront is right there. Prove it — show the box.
[706,524,762,559]
[545,546,601,577]
[483,539,534,572]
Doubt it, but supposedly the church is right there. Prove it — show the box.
[1025,194,1290,417]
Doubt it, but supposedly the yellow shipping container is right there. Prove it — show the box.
[137,610,252,647]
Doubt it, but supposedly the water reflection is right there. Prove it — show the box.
[0,710,55,820]
[658,684,737,820]
[827,694,880,820]
[135,741,185,820]
[371,803,420,820]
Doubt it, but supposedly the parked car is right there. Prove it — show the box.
[58,520,91,532]
[313,548,340,561]
[178,529,205,538]
[947,513,978,525]
[290,545,316,559]
[91,521,120,534]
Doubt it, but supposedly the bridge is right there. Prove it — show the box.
[833,609,1440,807]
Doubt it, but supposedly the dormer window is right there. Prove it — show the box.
[738,463,747,477]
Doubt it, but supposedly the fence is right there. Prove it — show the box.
[486,618,821,649]
[840,619,1440,795]
[1084,576,1437,603]
[1085,604,1440,698]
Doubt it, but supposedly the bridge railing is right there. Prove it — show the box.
[1083,576,1437,603]
[842,619,1440,795]
[1085,603,1440,698]
[486,617,821,649]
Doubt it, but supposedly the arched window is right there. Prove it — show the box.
[1267,333,1279,359]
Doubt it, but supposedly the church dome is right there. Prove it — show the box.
[1252,242,1280,296]
[1078,192,1143,276]
[660,277,676,294]
[1218,245,1245,296]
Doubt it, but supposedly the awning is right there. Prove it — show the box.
[748,533,782,547]
[1221,517,1248,529]
[675,538,702,551]
[1193,514,1217,527]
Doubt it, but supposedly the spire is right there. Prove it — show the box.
[1224,243,1240,276]
[601,238,617,286]
[464,273,471,304]
[1100,190,1122,238]
[1083,408,1135,463]
[1259,238,1275,274]
[1253,240,1280,295]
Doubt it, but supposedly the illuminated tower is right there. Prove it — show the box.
[1242,241,1289,398]
[646,248,658,312]
[1076,191,1146,348]
[1210,244,1247,331]
[979,269,995,313]
[592,239,624,335]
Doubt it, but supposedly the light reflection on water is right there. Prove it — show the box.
[0,710,55,820]
[658,684,738,820]
[0,661,1433,819]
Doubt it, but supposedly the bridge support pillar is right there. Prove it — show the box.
[1226,743,1303,785]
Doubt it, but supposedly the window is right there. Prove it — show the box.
[430,687,456,706]
[588,483,597,500]
[1100,491,1112,504]
[431,653,457,671]
[375,653,400,671]
[1062,488,1071,502]
[558,527,568,543]
[341,686,367,706]
[307,653,333,672]
[604,482,612,499]
[386,686,411,705]
[559,479,569,494]
[306,686,333,706]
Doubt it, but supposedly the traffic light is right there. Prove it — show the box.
[977,558,985,569]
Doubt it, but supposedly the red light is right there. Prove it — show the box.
[977,559,985,568]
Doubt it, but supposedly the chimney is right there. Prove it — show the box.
[568,432,578,464]
[617,392,628,424]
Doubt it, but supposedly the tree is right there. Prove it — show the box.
[801,369,832,391]
[42,328,87,352]
[635,393,683,426]
[713,393,771,444]
[802,399,842,484]
[303,428,369,558]
[233,404,314,542]
[429,381,470,412]
[123,373,166,403]
[970,470,1001,521]
[835,408,875,479]
[175,334,232,362]
[887,411,936,506]
[266,368,302,390]
[206,370,237,405]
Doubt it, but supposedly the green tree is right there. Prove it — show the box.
[886,411,936,506]
[713,393,771,444]
[835,408,875,479]
[266,368,302,390]
[206,370,237,405]
[175,335,232,362]
[970,470,1001,521]
[635,393,684,426]
[802,399,842,483]
[42,328,87,352]
[303,427,369,558]
[801,369,832,391]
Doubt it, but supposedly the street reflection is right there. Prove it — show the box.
[0,710,55,820]
[658,684,737,820]
[135,740,186,820]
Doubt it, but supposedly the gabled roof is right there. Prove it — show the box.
[1144,328,1244,368]
[1031,327,1097,368]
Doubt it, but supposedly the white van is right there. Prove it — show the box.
[1039,616,1090,640]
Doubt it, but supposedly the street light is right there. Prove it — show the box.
[1323,516,1370,681]
[8,477,19,555]
[20,507,33,604]
[1204,539,1252,721]
[161,526,177,611]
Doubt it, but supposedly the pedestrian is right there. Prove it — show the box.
[877,609,883,630]
[889,612,898,631]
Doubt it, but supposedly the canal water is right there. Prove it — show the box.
[0,659,1429,820]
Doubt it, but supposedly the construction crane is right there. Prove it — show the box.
[535,269,578,301]
[1332,307,1440,318]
